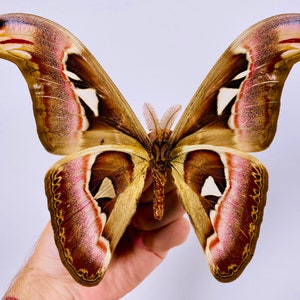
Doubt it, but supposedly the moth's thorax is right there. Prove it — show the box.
[149,138,171,220]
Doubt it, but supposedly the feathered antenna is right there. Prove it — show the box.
[143,103,159,131]
[160,104,181,132]
[143,103,181,142]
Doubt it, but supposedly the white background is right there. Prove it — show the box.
[1,1,300,299]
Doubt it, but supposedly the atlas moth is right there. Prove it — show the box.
[1,13,300,286]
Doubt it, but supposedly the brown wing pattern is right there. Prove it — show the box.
[171,145,267,281]
[0,13,149,155]
[45,144,149,285]
[172,14,300,152]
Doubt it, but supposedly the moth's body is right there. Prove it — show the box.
[1,13,300,287]
[145,104,180,220]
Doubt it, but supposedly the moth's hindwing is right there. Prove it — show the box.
[45,145,149,285]
[171,145,268,282]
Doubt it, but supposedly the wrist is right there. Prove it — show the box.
[4,263,74,300]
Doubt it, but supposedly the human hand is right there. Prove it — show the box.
[4,178,190,300]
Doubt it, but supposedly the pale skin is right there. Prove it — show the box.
[4,178,190,300]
